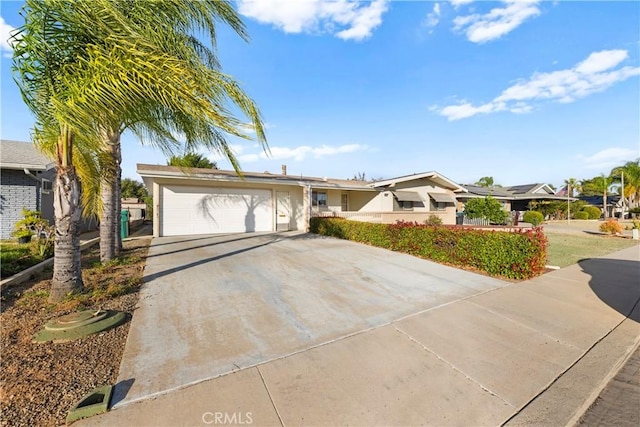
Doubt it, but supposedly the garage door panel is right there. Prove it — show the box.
[161,186,272,236]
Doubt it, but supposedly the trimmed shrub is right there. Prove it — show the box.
[425,215,443,226]
[599,219,623,235]
[523,210,544,226]
[572,211,589,220]
[309,218,548,280]
[464,196,509,224]
[582,205,601,219]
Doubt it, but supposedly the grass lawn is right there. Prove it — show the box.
[0,241,48,278]
[545,232,639,268]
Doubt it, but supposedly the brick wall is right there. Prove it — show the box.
[0,169,40,239]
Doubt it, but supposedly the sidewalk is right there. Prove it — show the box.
[81,244,640,426]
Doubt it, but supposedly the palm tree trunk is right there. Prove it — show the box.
[99,168,116,262]
[49,130,84,302]
[98,130,124,263]
[99,130,121,263]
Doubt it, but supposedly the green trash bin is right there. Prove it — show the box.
[121,210,130,238]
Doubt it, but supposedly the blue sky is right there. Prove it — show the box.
[1,0,639,189]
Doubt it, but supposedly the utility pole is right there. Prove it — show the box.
[567,184,571,224]
[621,171,625,219]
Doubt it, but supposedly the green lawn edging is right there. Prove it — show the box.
[310,218,548,280]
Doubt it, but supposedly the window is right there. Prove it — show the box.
[436,202,446,211]
[341,193,348,211]
[312,191,327,207]
[41,179,53,194]
[400,200,414,210]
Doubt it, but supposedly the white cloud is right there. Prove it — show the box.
[450,0,473,8]
[1,17,16,58]
[238,143,368,162]
[236,0,389,41]
[578,148,639,171]
[424,3,441,33]
[453,0,540,43]
[436,49,640,121]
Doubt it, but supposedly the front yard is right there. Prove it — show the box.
[545,232,639,268]
[1,237,151,426]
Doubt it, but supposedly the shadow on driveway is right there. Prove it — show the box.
[142,236,281,283]
[579,257,640,323]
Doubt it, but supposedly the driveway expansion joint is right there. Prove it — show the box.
[257,366,285,427]
[394,326,516,409]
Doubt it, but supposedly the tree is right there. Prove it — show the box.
[563,178,581,197]
[12,0,266,300]
[168,153,218,169]
[463,196,508,224]
[90,0,263,264]
[121,178,149,200]
[352,172,367,181]
[611,159,640,210]
[581,174,611,219]
[475,176,496,187]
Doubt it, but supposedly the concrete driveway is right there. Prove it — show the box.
[83,233,640,426]
[111,232,509,407]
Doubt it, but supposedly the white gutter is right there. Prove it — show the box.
[23,168,42,183]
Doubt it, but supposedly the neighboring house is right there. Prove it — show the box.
[578,195,622,218]
[137,164,466,237]
[0,140,56,239]
[121,197,147,220]
[457,183,571,213]
[1,139,99,240]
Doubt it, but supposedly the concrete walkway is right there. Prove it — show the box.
[82,238,640,426]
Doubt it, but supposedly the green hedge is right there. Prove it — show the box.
[310,218,548,280]
[573,211,589,220]
[582,205,601,219]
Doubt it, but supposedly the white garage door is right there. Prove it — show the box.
[161,185,273,236]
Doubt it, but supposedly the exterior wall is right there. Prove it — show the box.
[150,177,306,237]
[389,178,454,212]
[347,190,378,211]
[0,169,40,239]
[311,189,376,214]
[359,191,393,212]
[1,168,97,239]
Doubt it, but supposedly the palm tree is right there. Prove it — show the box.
[475,176,495,187]
[581,174,611,219]
[12,0,266,300]
[611,159,640,210]
[563,178,581,197]
[90,0,263,263]
[168,152,218,169]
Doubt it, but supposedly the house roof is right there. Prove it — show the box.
[504,183,554,195]
[136,164,376,191]
[371,171,467,193]
[1,140,55,171]
[459,184,513,198]
[460,183,574,201]
[578,195,621,207]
